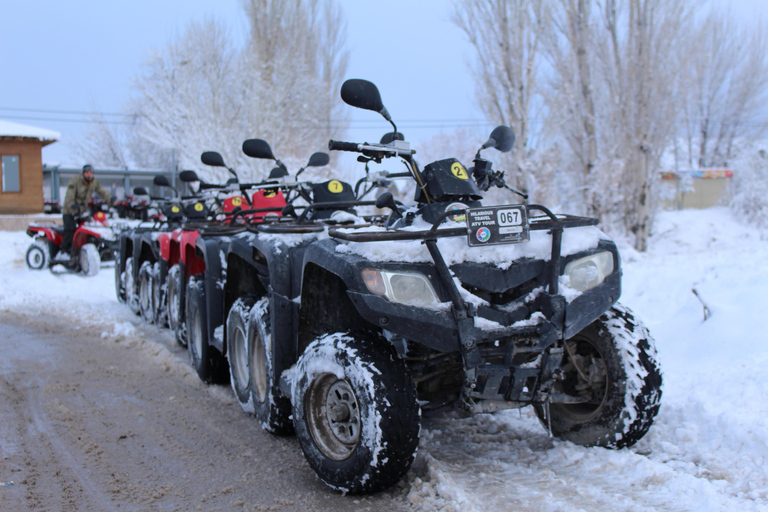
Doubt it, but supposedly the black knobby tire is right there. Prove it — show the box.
[125,257,141,315]
[248,297,293,436]
[26,240,49,270]
[292,333,420,493]
[167,265,185,346]
[152,262,167,326]
[535,303,662,448]
[227,296,257,413]
[186,275,228,384]
[138,261,155,323]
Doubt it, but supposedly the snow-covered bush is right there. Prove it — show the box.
[729,148,768,229]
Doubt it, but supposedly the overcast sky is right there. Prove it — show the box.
[1,0,766,167]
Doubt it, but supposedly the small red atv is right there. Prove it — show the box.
[25,209,117,277]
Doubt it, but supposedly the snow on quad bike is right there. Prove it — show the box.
[220,79,662,494]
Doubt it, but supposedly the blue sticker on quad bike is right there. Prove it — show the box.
[475,227,491,243]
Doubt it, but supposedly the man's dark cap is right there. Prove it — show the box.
[83,164,94,173]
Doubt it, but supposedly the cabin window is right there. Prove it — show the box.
[1,155,20,192]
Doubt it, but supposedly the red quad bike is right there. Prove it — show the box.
[26,208,115,277]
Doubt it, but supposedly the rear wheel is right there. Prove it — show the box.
[138,261,155,323]
[26,240,49,270]
[292,333,420,493]
[186,275,228,384]
[535,303,662,448]
[248,297,293,435]
[227,296,257,413]
[167,265,185,346]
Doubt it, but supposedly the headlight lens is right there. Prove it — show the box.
[563,251,614,292]
[361,269,440,306]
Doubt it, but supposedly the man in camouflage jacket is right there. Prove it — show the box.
[60,164,111,257]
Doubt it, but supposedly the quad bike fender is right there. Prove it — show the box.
[27,225,61,245]
[197,236,230,353]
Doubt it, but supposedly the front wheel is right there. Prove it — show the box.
[535,303,662,448]
[292,333,420,493]
[79,243,101,277]
[26,240,49,270]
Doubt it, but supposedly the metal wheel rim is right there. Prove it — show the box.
[29,248,44,267]
[151,278,161,315]
[168,278,178,328]
[305,374,360,461]
[139,273,150,311]
[231,324,249,389]
[191,307,203,359]
[250,329,267,402]
[552,336,609,421]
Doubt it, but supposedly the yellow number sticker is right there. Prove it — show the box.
[264,190,276,198]
[232,197,242,206]
[171,206,180,213]
[194,203,204,212]
[327,180,344,193]
[451,162,468,180]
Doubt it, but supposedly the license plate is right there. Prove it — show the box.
[466,205,529,246]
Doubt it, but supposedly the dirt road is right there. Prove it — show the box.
[0,311,411,512]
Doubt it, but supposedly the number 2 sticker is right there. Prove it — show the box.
[451,162,468,179]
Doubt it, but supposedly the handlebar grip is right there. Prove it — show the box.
[328,140,360,152]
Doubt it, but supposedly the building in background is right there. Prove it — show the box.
[660,169,734,210]
[0,120,60,214]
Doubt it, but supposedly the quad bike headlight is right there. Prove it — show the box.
[361,269,440,307]
[563,251,614,292]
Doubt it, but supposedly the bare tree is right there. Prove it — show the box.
[542,0,599,216]
[452,0,547,193]
[591,0,697,250]
[680,12,768,168]
[71,111,131,169]
[241,0,349,161]
[74,2,348,183]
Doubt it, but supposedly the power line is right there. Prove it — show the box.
[0,106,133,117]
[0,115,136,125]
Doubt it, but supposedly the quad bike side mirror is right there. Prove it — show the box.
[154,175,171,187]
[307,152,330,168]
[375,191,402,219]
[480,125,516,153]
[201,151,227,168]
[340,79,397,133]
[242,139,276,161]
[179,170,200,183]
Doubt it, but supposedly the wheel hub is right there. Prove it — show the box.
[306,375,361,460]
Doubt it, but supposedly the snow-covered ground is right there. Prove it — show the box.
[1,207,766,511]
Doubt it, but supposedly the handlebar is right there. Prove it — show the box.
[328,140,360,152]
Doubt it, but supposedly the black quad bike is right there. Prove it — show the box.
[218,80,662,494]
